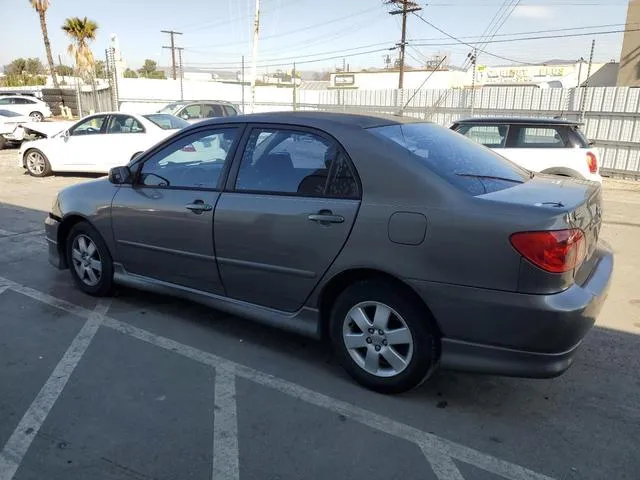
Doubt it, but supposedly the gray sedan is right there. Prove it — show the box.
[44,112,613,393]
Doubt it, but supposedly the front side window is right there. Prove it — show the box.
[511,125,568,148]
[0,98,10,105]
[107,115,145,134]
[179,104,202,120]
[236,128,337,196]
[370,122,529,196]
[70,115,107,136]
[455,124,508,148]
[138,128,239,189]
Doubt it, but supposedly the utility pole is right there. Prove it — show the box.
[250,0,261,113]
[580,40,596,122]
[161,29,183,80]
[292,62,297,111]
[177,47,184,100]
[387,0,421,89]
[241,55,245,112]
[469,48,477,116]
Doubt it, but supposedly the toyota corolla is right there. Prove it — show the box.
[44,112,613,393]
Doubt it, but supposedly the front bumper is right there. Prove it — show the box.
[45,215,66,269]
[408,242,614,378]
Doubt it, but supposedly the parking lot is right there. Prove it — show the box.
[1,148,639,480]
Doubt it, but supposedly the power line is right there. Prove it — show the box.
[412,27,640,48]
[408,22,634,42]
[411,11,530,65]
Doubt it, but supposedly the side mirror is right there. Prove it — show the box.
[109,166,132,185]
[63,130,70,140]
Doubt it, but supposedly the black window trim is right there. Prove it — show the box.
[128,124,246,192]
[105,114,147,134]
[224,123,362,200]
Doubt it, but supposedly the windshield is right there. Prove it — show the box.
[369,122,530,195]
[157,102,186,115]
[0,109,22,118]
[144,114,190,130]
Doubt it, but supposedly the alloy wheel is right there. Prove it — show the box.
[26,151,46,175]
[71,234,103,287]
[342,301,414,378]
[30,112,43,122]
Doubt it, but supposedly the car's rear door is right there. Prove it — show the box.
[214,124,361,312]
[104,114,150,166]
[110,125,242,294]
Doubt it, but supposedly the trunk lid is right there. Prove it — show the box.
[480,174,602,279]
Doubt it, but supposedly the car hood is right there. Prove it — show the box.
[23,121,75,138]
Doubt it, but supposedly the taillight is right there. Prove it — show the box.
[586,152,598,174]
[510,229,586,273]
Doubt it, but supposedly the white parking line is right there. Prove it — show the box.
[212,368,240,480]
[0,298,111,480]
[422,447,466,480]
[0,276,555,480]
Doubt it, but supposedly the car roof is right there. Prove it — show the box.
[453,117,581,126]
[0,95,42,100]
[196,111,422,129]
[171,100,237,105]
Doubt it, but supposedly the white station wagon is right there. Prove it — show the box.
[451,117,601,183]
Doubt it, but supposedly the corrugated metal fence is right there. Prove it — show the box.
[298,86,640,177]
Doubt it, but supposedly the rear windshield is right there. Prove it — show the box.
[144,114,190,130]
[369,122,530,195]
[0,109,22,117]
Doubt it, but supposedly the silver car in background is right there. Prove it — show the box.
[158,100,240,124]
[44,112,613,393]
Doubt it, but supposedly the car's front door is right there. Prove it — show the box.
[214,125,361,312]
[110,125,242,293]
[55,114,110,171]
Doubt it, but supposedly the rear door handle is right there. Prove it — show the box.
[308,210,344,224]
[185,200,213,214]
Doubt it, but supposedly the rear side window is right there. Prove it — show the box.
[455,124,508,148]
[370,123,529,196]
[510,125,569,148]
[224,105,238,116]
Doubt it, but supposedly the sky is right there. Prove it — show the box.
[0,0,631,74]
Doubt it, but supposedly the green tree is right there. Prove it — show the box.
[61,16,98,79]
[137,59,166,79]
[55,64,74,76]
[94,60,106,79]
[2,58,47,86]
[123,68,138,78]
[29,0,60,88]
[25,58,46,75]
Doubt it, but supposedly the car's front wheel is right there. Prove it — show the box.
[29,111,44,122]
[66,222,114,296]
[330,280,438,393]
[24,149,52,177]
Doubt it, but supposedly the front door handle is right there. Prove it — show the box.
[308,210,344,224]
[185,200,213,214]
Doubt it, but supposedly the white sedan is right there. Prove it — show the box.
[0,109,32,149]
[18,112,189,177]
[0,95,52,121]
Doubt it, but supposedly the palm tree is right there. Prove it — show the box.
[61,17,98,79]
[29,0,60,88]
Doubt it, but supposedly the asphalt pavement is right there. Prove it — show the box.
[0,149,639,480]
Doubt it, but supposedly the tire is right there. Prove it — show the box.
[66,222,114,296]
[0,136,6,150]
[24,149,52,177]
[330,280,438,394]
[29,111,44,122]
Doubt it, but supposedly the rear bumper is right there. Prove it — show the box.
[408,242,614,378]
[45,215,66,269]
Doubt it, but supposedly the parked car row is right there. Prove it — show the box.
[44,111,612,393]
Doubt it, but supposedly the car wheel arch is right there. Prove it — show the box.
[317,268,442,342]
[57,215,101,268]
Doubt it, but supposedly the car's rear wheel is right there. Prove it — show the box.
[25,149,52,177]
[29,111,44,122]
[66,222,114,296]
[0,136,6,150]
[330,280,438,394]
